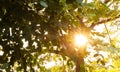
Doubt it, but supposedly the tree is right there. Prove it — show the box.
[0,0,120,72]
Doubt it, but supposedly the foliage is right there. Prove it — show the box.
[85,19,120,72]
[0,0,120,72]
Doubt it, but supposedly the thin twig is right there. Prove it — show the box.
[104,23,112,46]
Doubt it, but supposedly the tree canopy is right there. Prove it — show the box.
[0,0,120,72]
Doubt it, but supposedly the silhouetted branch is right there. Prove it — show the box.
[90,14,120,28]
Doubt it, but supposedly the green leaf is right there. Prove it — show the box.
[60,0,66,3]
[40,1,48,8]
[76,0,83,4]
[1,63,9,69]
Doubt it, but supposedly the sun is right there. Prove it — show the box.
[74,34,88,47]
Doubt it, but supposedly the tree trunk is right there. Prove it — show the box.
[76,55,85,72]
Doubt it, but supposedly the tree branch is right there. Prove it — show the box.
[90,14,120,29]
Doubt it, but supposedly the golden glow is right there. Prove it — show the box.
[75,34,87,47]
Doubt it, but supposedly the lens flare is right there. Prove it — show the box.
[75,34,87,47]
